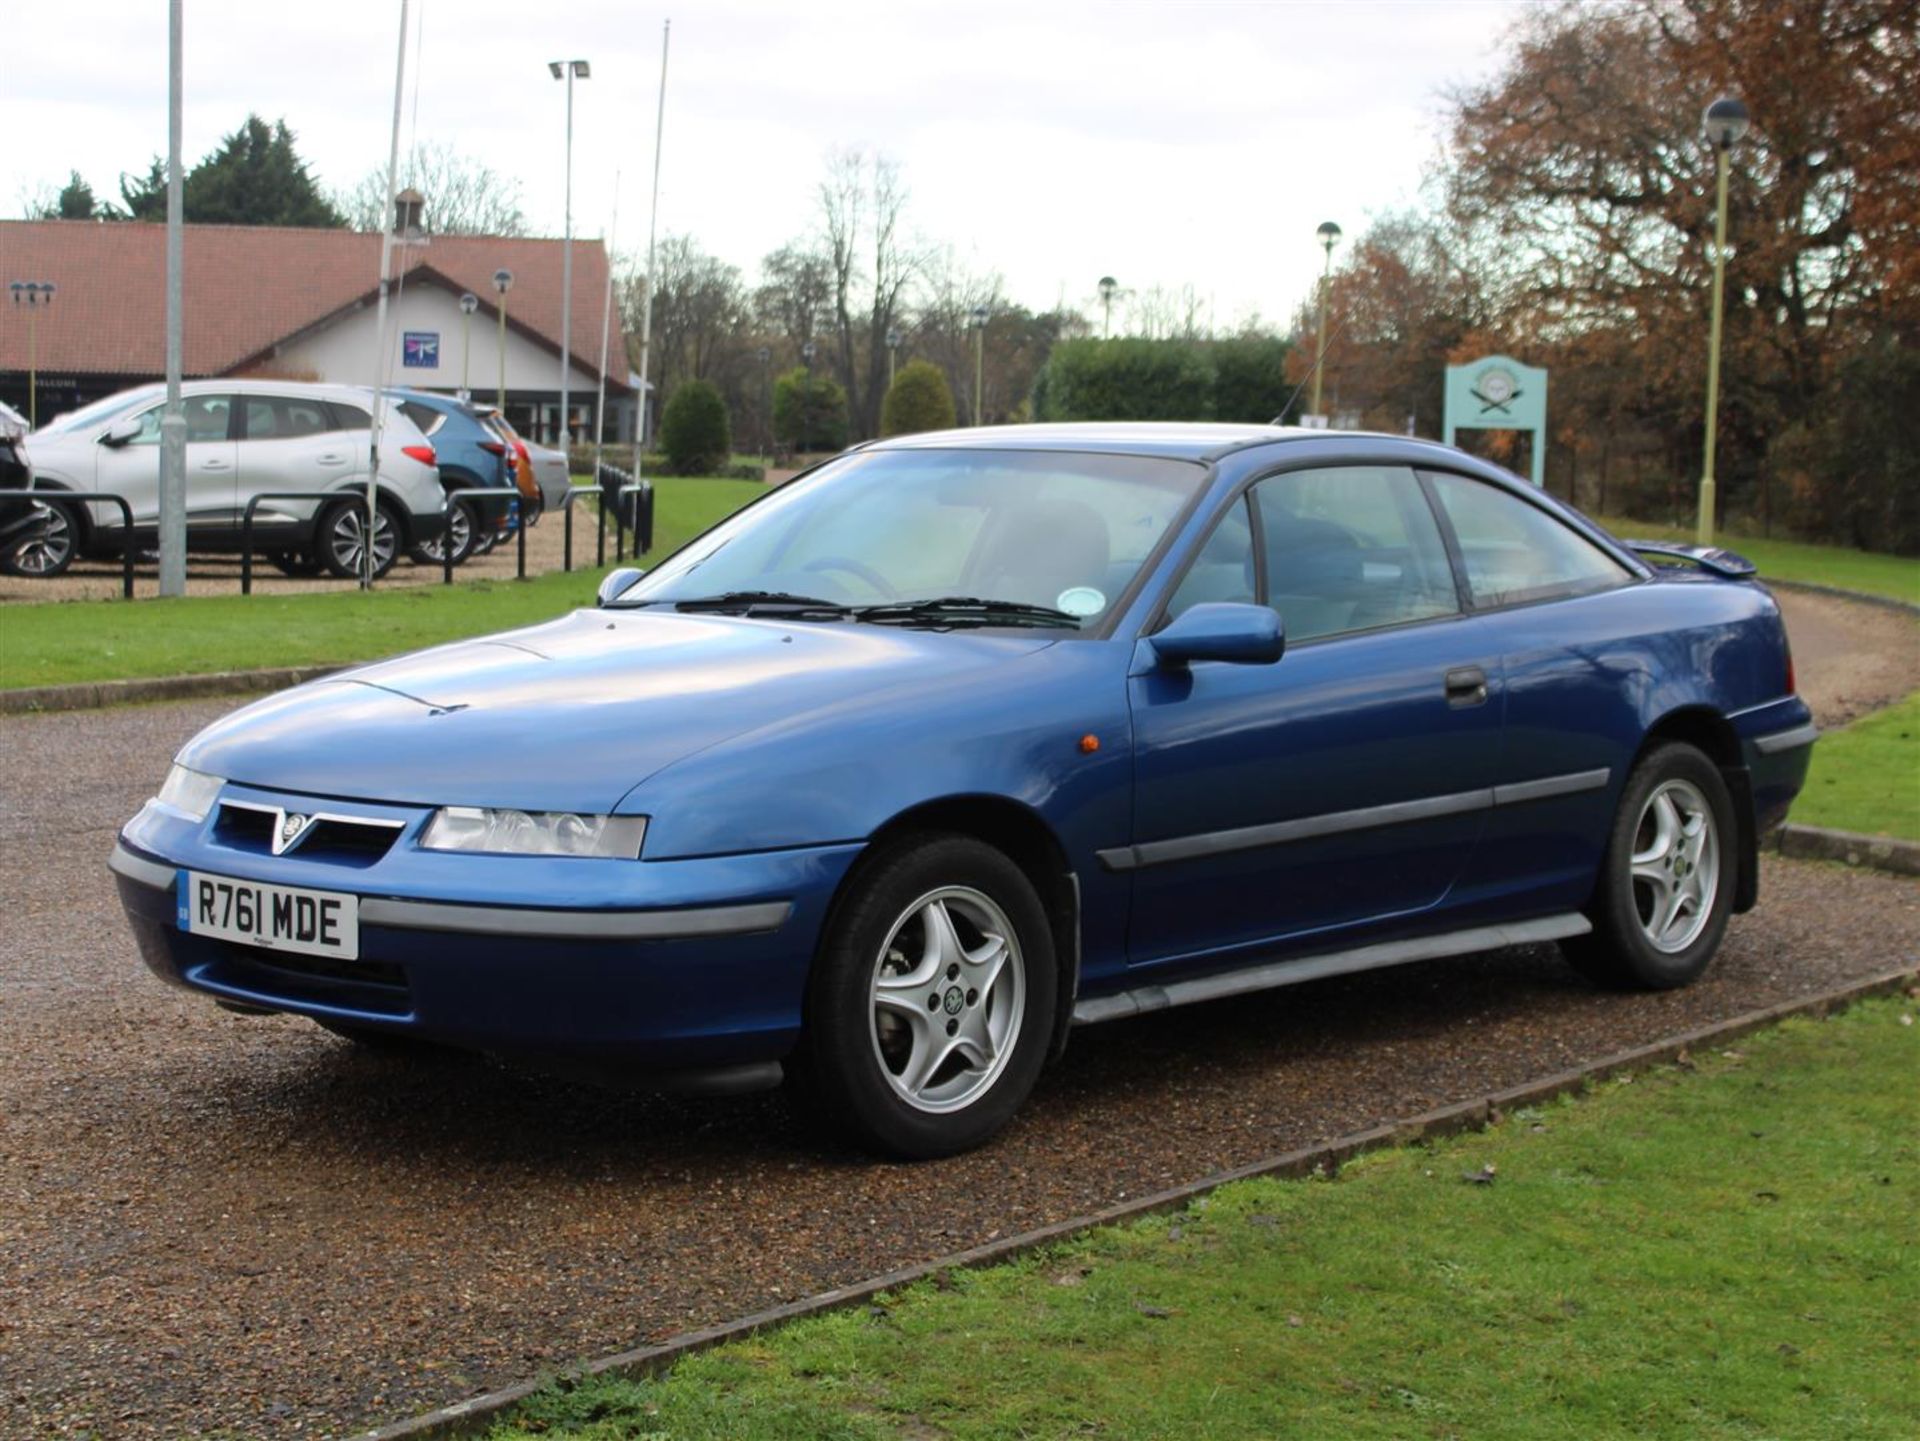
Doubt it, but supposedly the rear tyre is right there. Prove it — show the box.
[1564,742,1737,990]
[797,833,1056,1159]
[408,497,478,567]
[317,497,402,581]
[1,503,76,578]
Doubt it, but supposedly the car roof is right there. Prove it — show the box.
[865,421,1396,462]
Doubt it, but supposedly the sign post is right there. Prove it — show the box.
[1443,355,1549,488]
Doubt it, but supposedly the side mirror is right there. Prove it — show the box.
[100,417,144,447]
[1151,602,1285,667]
[596,566,645,608]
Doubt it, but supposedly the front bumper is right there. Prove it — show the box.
[112,792,862,1071]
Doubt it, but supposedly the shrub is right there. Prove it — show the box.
[1211,335,1294,422]
[772,367,849,452]
[1032,337,1216,422]
[659,380,732,476]
[880,359,958,437]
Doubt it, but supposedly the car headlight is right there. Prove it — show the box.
[156,763,224,822]
[420,807,647,859]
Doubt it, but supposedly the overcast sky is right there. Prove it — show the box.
[5,0,1530,329]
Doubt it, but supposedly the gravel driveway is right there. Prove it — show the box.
[3,637,1916,1437]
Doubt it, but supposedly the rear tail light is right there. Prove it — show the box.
[479,440,507,455]
[401,444,436,466]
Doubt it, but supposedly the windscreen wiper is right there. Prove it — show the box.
[671,590,851,618]
[852,596,1081,630]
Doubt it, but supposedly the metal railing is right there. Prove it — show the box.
[441,487,525,584]
[594,462,655,562]
[239,491,358,596]
[33,491,136,599]
[559,484,605,573]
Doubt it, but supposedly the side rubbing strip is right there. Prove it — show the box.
[1753,722,1819,755]
[1097,768,1613,873]
[1491,767,1610,806]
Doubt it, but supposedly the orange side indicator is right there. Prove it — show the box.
[1078,734,1100,754]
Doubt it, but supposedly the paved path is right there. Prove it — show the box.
[2,686,1915,1436]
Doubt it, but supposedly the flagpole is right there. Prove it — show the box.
[632,18,670,508]
[364,0,410,589]
[591,171,622,504]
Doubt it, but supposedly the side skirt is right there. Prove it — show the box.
[1071,913,1592,1026]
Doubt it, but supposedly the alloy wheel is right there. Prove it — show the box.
[328,503,396,577]
[8,506,73,576]
[1629,778,1719,953]
[868,886,1026,1114]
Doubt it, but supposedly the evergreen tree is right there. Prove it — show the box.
[184,116,343,227]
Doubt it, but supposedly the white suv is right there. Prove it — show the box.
[28,380,448,579]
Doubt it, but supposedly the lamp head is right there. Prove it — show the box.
[1316,221,1342,252]
[492,268,514,294]
[1703,96,1750,149]
[460,292,479,315]
[1097,275,1117,300]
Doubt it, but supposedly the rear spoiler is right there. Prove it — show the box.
[1624,540,1758,579]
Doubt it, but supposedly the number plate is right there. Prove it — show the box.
[179,871,359,960]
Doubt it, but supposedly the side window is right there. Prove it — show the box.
[327,402,372,432]
[1253,465,1458,643]
[1166,496,1256,620]
[1426,472,1630,608]
[400,401,445,436]
[184,394,232,443]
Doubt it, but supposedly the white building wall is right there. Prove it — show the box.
[273,285,603,396]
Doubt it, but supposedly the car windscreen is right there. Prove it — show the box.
[34,390,156,437]
[623,448,1209,628]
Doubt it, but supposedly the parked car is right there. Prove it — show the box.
[0,399,66,578]
[472,407,545,548]
[520,432,571,514]
[391,389,517,567]
[111,423,1815,1158]
[27,381,447,581]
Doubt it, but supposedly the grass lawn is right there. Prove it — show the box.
[1593,513,1920,606]
[1791,690,1920,840]
[0,477,764,691]
[493,999,1918,1441]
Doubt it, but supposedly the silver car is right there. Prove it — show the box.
[28,380,448,580]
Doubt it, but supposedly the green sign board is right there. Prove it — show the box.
[1443,355,1549,488]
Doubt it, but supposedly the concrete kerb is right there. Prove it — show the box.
[353,963,1919,1441]
[0,665,341,715]
[1773,823,1920,877]
[1767,577,1920,617]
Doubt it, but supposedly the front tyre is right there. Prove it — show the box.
[800,834,1056,1159]
[1565,742,1736,991]
[2,503,76,578]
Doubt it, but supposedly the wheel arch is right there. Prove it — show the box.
[1634,704,1759,914]
[817,794,1082,1064]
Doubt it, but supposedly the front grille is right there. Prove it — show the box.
[197,943,412,1017]
[212,802,403,868]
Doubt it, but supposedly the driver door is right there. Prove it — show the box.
[93,393,237,531]
[1125,464,1505,973]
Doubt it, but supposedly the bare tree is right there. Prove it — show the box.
[337,140,527,236]
[620,234,750,390]
[754,242,835,350]
[813,148,922,437]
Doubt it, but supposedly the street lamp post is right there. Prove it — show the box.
[885,326,902,391]
[1310,221,1341,420]
[8,281,56,427]
[548,57,590,449]
[800,338,816,451]
[458,291,478,398]
[492,268,513,414]
[1697,96,1749,546]
[757,344,772,458]
[1097,275,1117,339]
[969,305,989,427]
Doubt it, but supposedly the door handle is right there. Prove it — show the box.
[199,460,231,471]
[316,453,348,465]
[1444,666,1488,707]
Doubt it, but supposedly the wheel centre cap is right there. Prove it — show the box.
[942,985,965,1015]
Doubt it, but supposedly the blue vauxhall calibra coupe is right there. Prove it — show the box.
[112,424,1817,1157]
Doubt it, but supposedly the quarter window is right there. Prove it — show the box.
[1425,471,1630,607]
[1166,496,1256,620]
[1252,466,1458,643]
